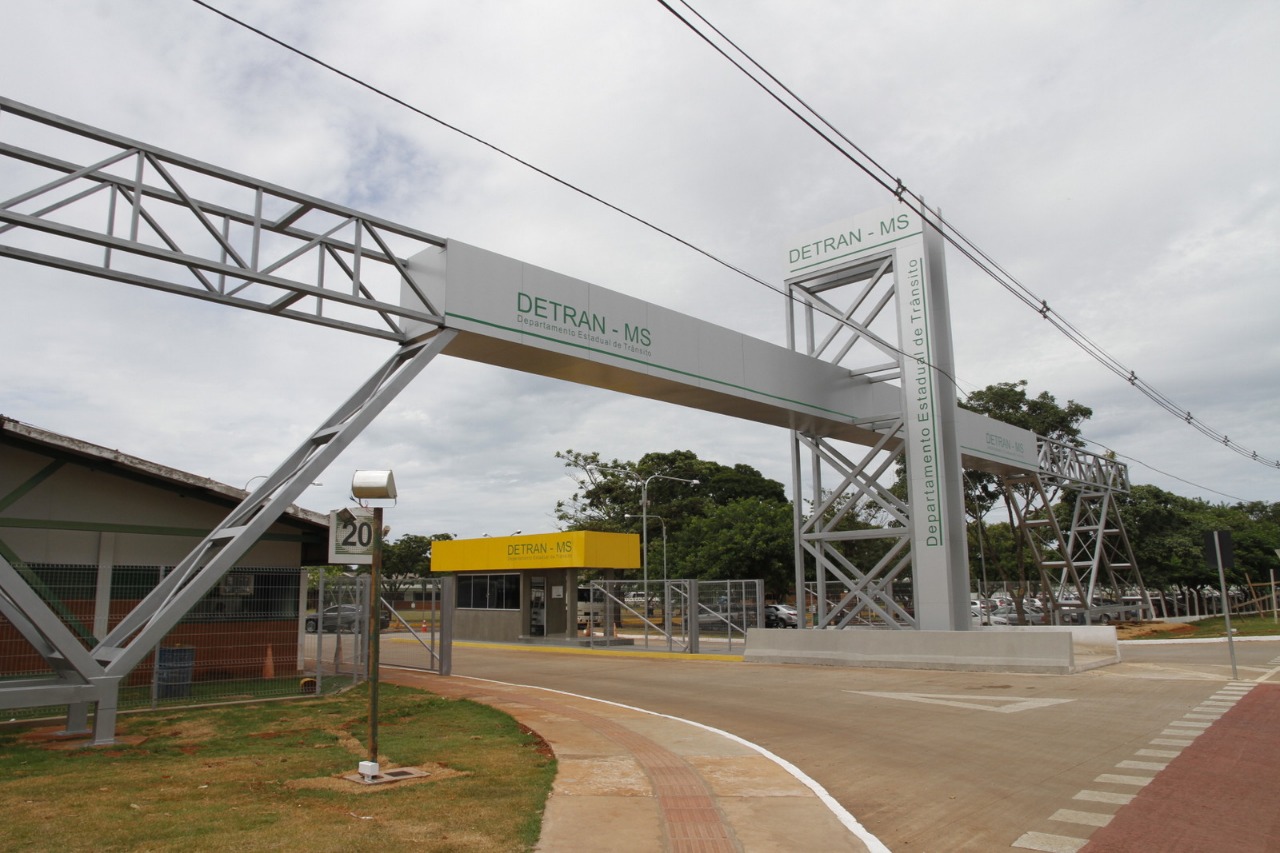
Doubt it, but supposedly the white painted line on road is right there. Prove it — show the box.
[1151,738,1194,747]
[1136,749,1180,759]
[847,691,1074,713]
[1183,714,1220,721]
[1117,760,1167,771]
[1168,720,1210,728]
[1160,729,1201,737]
[1012,830,1086,852]
[458,675,893,853]
[1050,808,1114,828]
[1095,774,1154,787]
[1074,789,1135,805]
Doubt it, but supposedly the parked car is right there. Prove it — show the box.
[765,603,799,628]
[990,605,1045,625]
[305,604,390,633]
[971,606,1009,626]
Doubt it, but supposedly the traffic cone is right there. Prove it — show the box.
[262,644,275,679]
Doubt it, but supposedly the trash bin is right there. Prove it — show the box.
[156,645,195,699]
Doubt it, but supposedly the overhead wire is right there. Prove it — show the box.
[659,0,1279,472]
[185,0,945,382]
[187,0,1274,491]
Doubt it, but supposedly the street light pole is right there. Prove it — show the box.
[638,474,699,608]
[627,512,671,648]
[590,466,698,602]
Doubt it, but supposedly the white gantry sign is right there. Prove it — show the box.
[403,203,1036,631]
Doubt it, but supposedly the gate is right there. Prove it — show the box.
[580,578,763,654]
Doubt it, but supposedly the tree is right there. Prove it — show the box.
[671,498,795,597]
[554,448,791,583]
[380,532,454,599]
[955,381,1094,606]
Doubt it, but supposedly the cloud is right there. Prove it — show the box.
[1,0,1277,545]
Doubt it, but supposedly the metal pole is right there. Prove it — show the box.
[369,506,383,766]
[1271,568,1277,626]
[641,479,649,610]
[1212,531,1238,680]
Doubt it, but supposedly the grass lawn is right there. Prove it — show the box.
[0,683,554,852]
[1119,614,1280,640]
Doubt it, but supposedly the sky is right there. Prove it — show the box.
[1,0,1277,541]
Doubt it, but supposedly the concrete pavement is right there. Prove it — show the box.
[381,636,1280,851]
[384,665,885,852]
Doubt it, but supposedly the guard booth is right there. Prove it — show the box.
[431,532,639,643]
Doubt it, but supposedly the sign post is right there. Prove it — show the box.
[785,203,970,630]
[1206,530,1238,679]
[329,507,377,565]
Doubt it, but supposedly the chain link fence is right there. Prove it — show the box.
[0,565,400,723]
[580,578,764,653]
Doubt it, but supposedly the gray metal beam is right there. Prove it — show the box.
[97,330,456,675]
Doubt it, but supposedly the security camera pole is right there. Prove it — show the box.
[368,502,384,768]
[346,470,397,781]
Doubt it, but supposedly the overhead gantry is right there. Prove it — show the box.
[0,98,1144,742]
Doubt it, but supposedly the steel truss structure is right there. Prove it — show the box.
[785,235,1147,630]
[0,97,458,743]
[0,98,445,340]
[1002,441,1150,624]
[0,96,1148,743]
[787,256,919,629]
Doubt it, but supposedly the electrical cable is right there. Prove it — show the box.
[184,0,951,384]
[658,0,1279,471]
[187,0,1274,483]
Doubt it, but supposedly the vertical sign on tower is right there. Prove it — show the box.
[785,202,970,630]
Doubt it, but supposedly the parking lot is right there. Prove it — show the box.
[382,633,1280,850]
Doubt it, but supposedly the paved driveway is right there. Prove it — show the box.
[382,635,1280,850]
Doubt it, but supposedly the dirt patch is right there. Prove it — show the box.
[286,763,468,793]
[1116,621,1196,640]
[519,723,555,760]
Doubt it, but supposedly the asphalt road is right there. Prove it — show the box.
[381,635,1280,851]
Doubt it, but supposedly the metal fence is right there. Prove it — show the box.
[0,566,456,723]
[580,578,764,654]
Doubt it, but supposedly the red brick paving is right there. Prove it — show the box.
[399,674,741,852]
[1084,685,1280,853]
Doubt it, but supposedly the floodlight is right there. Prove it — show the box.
[352,470,397,500]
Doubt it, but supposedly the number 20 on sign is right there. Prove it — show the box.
[329,507,377,565]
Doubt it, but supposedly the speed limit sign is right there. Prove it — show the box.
[329,507,377,565]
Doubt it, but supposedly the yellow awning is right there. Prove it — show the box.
[431,531,640,572]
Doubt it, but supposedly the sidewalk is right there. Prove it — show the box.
[1081,683,1280,852]
[384,668,882,852]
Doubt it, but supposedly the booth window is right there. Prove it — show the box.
[456,573,520,610]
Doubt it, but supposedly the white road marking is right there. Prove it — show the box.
[1117,760,1167,771]
[1012,831,1087,852]
[1136,749,1179,759]
[1050,808,1114,828]
[847,691,1074,713]
[1095,774,1154,787]
[1151,738,1194,747]
[1074,789,1134,805]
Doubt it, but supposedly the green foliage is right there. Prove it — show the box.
[555,448,792,584]
[381,532,454,597]
[0,684,553,852]
[672,498,795,596]
[961,380,1093,446]
[1118,485,1280,594]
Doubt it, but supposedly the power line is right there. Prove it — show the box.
[184,1,945,381]
[658,0,1279,472]
[188,0,1274,482]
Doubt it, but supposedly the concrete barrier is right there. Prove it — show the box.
[744,625,1117,674]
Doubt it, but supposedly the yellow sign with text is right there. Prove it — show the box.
[431,531,639,572]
